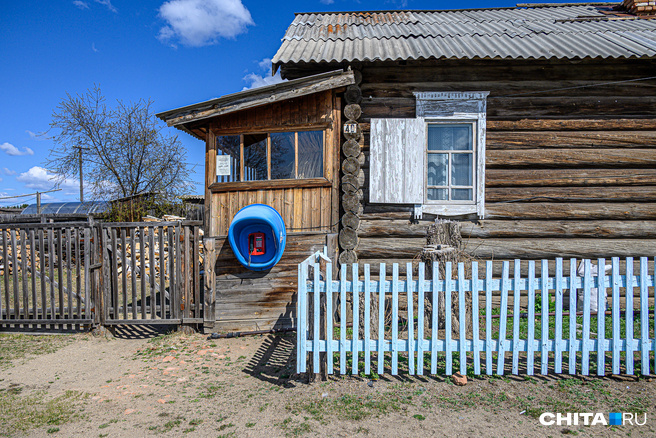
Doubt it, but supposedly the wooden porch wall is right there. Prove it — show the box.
[205,90,340,238]
[213,233,328,331]
[202,90,341,331]
[212,186,332,237]
[347,58,656,274]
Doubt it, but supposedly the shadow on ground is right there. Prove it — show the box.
[110,324,177,339]
[243,333,297,386]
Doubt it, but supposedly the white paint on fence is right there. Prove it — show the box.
[297,257,656,376]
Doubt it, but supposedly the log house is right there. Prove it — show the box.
[159,2,656,332]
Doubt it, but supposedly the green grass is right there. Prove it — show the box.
[0,389,86,435]
[0,333,75,369]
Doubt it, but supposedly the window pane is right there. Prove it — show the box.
[427,188,448,201]
[216,135,240,182]
[297,131,323,178]
[427,124,472,151]
[427,153,447,186]
[270,132,295,180]
[451,153,473,186]
[243,133,268,181]
[452,189,473,201]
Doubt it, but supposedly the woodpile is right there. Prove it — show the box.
[339,70,363,266]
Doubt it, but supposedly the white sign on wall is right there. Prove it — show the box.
[216,155,231,176]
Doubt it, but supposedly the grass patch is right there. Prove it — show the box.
[0,334,75,369]
[0,389,86,435]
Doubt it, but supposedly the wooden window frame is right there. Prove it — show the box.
[211,127,327,191]
[414,91,488,218]
[424,120,477,205]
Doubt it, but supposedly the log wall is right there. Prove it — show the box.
[308,58,656,271]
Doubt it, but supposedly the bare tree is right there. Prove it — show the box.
[46,85,191,202]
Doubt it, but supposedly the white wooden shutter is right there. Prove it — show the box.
[369,118,425,204]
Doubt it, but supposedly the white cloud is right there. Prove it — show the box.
[92,43,99,52]
[158,0,254,47]
[2,168,17,176]
[26,130,46,140]
[242,58,286,90]
[320,0,335,4]
[0,142,34,156]
[95,0,117,12]
[16,166,79,192]
[73,0,89,9]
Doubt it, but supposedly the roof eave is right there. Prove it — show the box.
[156,69,355,128]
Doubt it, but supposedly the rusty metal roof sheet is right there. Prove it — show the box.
[272,4,656,67]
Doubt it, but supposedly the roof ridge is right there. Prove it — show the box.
[292,3,617,16]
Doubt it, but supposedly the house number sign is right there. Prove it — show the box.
[343,121,359,135]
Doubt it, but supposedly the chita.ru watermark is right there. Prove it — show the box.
[539,412,647,427]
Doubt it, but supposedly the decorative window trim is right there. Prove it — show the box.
[414,91,488,218]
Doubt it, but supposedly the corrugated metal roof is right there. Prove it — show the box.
[272,4,656,66]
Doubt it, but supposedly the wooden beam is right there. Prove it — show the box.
[486,186,656,203]
[486,131,656,149]
[205,129,217,237]
[209,177,332,193]
[461,220,656,239]
[487,119,656,131]
[357,236,656,259]
[487,148,656,168]
[486,169,656,187]
[359,219,656,239]
[485,202,656,220]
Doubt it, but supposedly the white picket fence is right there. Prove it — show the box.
[296,256,655,377]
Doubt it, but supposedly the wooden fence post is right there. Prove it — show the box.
[203,236,216,334]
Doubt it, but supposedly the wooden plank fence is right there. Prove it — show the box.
[0,220,202,330]
[0,222,97,328]
[100,222,202,325]
[297,257,656,377]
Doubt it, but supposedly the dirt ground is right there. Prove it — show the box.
[0,327,655,437]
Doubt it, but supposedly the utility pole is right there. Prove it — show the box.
[36,191,41,214]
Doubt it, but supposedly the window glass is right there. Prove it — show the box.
[426,123,474,202]
[451,154,473,186]
[297,131,323,178]
[427,188,448,201]
[428,124,472,151]
[427,153,447,186]
[270,132,295,180]
[243,133,268,181]
[216,135,240,182]
[451,189,473,201]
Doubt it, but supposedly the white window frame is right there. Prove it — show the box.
[414,91,488,218]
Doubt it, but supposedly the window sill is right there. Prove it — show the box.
[422,204,480,217]
[209,177,332,193]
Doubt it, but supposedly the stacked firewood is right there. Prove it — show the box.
[339,70,364,266]
[0,230,53,276]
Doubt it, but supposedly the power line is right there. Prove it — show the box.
[0,188,61,201]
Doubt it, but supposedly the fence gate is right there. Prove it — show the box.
[100,221,202,326]
[0,222,98,329]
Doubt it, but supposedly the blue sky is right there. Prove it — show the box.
[0,0,580,207]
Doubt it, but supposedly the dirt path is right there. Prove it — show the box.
[1,329,655,437]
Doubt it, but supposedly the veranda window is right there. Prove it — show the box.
[215,130,324,183]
